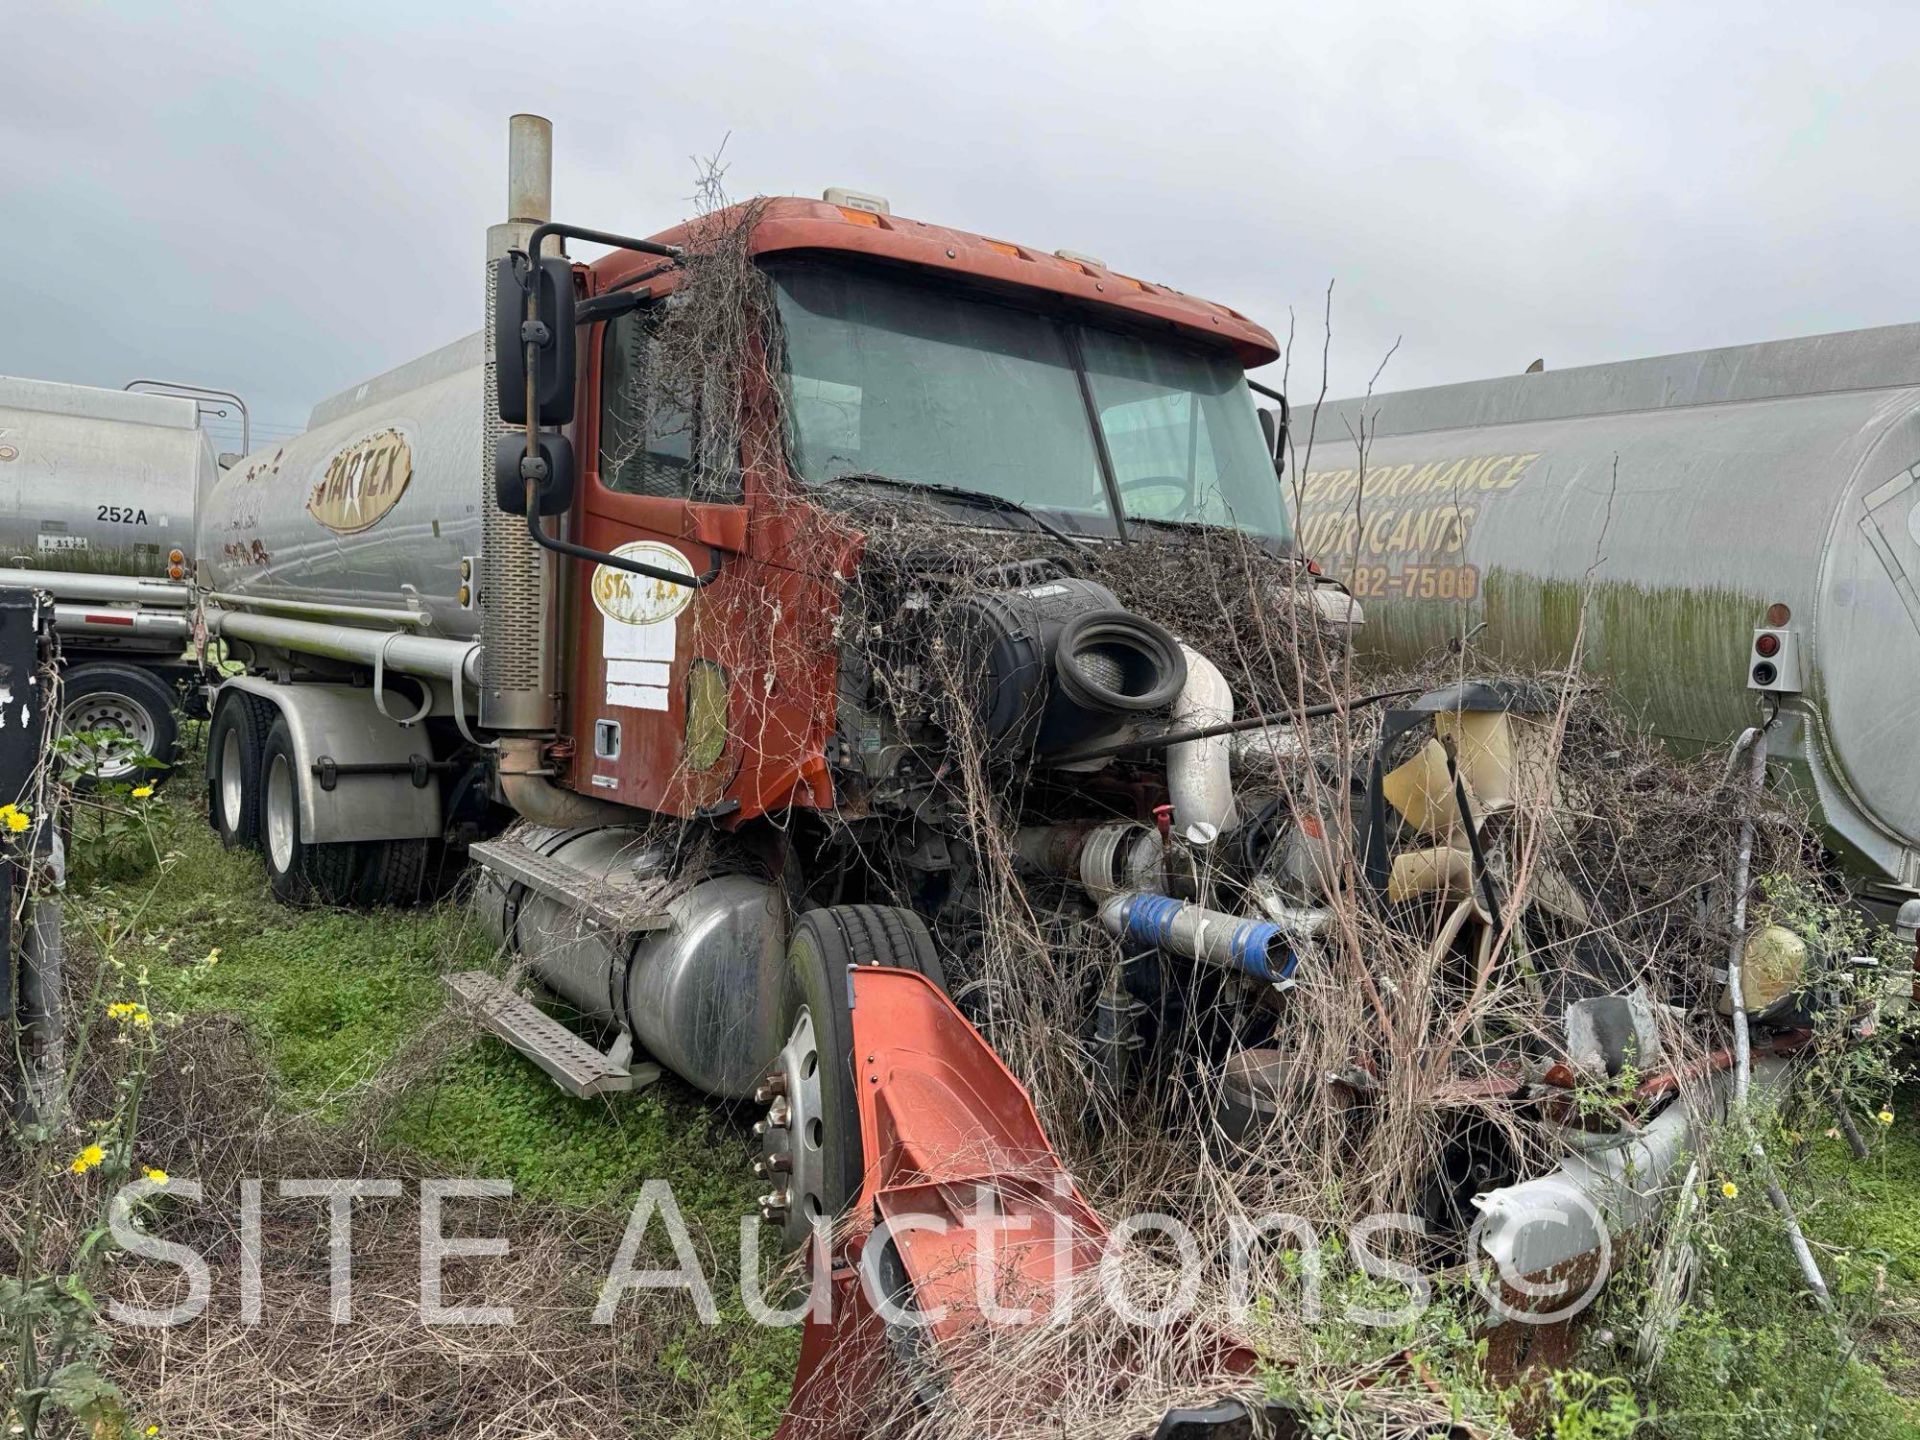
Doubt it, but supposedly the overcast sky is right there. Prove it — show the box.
[7,0,1918,451]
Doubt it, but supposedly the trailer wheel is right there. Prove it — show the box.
[259,716,360,905]
[206,693,274,850]
[760,905,945,1250]
[60,662,178,787]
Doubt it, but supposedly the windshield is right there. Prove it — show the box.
[770,261,1290,541]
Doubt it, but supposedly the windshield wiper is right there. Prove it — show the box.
[826,473,1093,550]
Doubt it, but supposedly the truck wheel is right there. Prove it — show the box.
[206,694,274,850]
[259,716,359,905]
[60,662,179,787]
[759,906,945,1250]
[355,838,431,907]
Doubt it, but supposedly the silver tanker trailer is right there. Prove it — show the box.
[0,375,216,778]
[1286,323,1920,908]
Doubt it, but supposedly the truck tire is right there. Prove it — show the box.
[355,838,431,907]
[259,716,360,906]
[762,905,945,1249]
[60,662,179,788]
[206,693,275,851]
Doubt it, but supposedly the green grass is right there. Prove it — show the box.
[70,777,1920,1439]
[73,781,797,1437]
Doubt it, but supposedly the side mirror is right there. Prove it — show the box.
[1258,402,1288,465]
[494,254,577,427]
[493,432,576,516]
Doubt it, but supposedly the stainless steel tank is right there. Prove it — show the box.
[198,335,485,641]
[0,377,212,577]
[472,826,790,1098]
[1290,322,1920,891]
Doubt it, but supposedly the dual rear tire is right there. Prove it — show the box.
[207,695,432,907]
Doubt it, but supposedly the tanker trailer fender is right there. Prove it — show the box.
[211,676,443,845]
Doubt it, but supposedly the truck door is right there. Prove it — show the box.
[566,297,754,817]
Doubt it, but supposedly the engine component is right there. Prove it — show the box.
[946,576,1186,759]
[1015,821,1163,898]
[1167,644,1239,836]
[1098,891,1326,984]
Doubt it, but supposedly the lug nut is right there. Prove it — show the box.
[767,1096,791,1127]
[758,1188,790,1219]
[767,1153,792,1174]
[752,1119,769,1137]
[753,1159,767,1177]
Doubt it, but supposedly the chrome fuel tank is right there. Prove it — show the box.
[474,826,790,1099]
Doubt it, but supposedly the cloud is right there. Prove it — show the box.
[5,0,1916,438]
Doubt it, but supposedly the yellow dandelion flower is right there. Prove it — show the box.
[6,809,30,833]
[142,1167,169,1186]
[147,1427,160,1438]
[131,785,154,799]
[106,1001,137,1021]
[131,1010,152,1030]
[1721,1180,1739,1199]
[1878,1110,1896,1127]
[69,1144,106,1175]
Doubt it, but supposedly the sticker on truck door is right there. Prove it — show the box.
[591,541,693,711]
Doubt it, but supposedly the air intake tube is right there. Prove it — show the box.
[1166,644,1239,836]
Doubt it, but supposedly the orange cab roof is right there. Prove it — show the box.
[592,196,1280,369]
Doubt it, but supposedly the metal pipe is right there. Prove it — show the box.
[1098,891,1325,984]
[506,115,553,227]
[204,591,429,627]
[1050,686,1420,766]
[125,380,249,454]
[1017,821,1164,898]
[0,568,189,607]
[1167,644,1238,836]
[50,606,191,640]
[495,735,634,827]
[208,608,481,687]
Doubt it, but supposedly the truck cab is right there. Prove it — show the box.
[535,195,1289,824]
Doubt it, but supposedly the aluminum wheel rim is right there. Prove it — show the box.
[762,1005,827,1249]
[265,751,295,873]
[60,690,157,781]
[219,727,246,832]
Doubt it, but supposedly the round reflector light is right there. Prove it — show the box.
[1755,633,1781,658]
[1765,601,1791,626]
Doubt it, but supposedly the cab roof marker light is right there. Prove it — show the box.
[984,239,1024,260]
[834,207,883,229]
[1055,248,1108,270]
[823,187,890,216]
